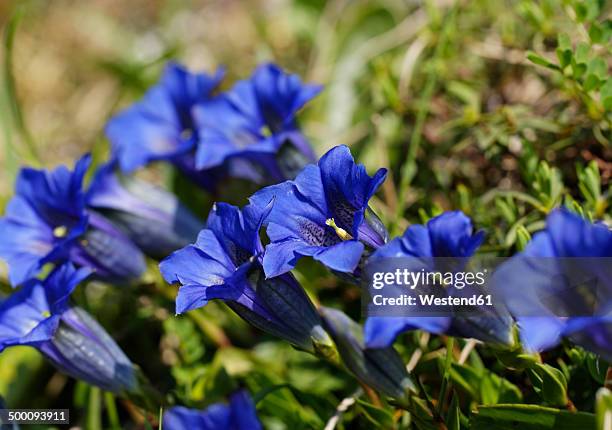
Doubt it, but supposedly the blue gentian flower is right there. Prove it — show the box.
[496,209,612,360]
[0,264,138,393]
[364,211,513,348]
[249,145,388,278]
[163,390,261,430]
[194,63,321,182]
[106,62,232,190]
[0,156,145,286]
[159,202,332,353]
[87,161,203,259]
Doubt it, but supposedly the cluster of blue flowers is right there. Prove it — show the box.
[1,60,610,427]
[106,63,321,188]
[0,62,326,425]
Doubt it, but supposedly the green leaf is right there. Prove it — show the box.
[471,404,595,430]
[574,3,588,22]
[585,352,609,384]
[574,42,589,64]
[515,225,532,251]
[556,48,572,69]
[557,34,571,51]
[409,396,440,430]
[527,51,560,70]
[589,22,603,43]
[449,362,522,405]
[355,398,394,428]
[530,363,568,407]
[571,42,589,78]
[445,393,461,430]
[588,58,608,80]
[583,74,601,92]
[577,160,601,205]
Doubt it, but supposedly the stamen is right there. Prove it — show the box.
[180,128,194,140]
[325,218,353,241]
[260,125,272,137]
[42,310,51,318]
[53,226,68,238]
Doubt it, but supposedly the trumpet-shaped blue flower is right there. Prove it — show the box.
[497,209,612,360]
[194,63,321,182]
[105,62,237,189]
[250,145,388,278]
[87,161,203,259]
[364,211,512,348]
[163,390,261,430]
[0,156,146,286]
[0,264,138,393]
[159,202,332,353]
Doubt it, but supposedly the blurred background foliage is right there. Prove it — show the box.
[0,0,610,428]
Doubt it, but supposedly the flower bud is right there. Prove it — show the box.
[41,307,138,394]
[87,163,203,259]
[72,211,146,282]
[320,307,417,403]
[229,269,333,354]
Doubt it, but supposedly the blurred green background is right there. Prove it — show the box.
[0,0,610,428]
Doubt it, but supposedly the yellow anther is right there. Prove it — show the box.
[325,218,353,241]
[42,310,51,318]
[260,125,272,137]
[53,226,68,238]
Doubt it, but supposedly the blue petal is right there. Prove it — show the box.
[522,231,557,257]
[262,239,305,278]
[15,155,90,228]
[373,225,432,259]
[160,244,232,287]
[175,284,223,314]
[107,63,223,172]
[427,211,484,257]
[161,62,225,113]
[318,145,387,235]
[312,240,364,273]
[517,317,564,352]
[0,197,54,286]
[364,316,450,348]
[292,164,327,215]
[251,63,322,130]
[45,264,91,313]
[206,203,262,260]
[0,282,55,350]
[546,209,612,257]
[228,389,262,430]
[194,229,236,269]
[193,64,319,177]
[106,106,190,172]
[564,316,612,361]
[163,405,231,430]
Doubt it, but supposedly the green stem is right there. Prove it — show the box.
[87,387,103,430]
[437,337,454,415]
[104,392,121,430]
